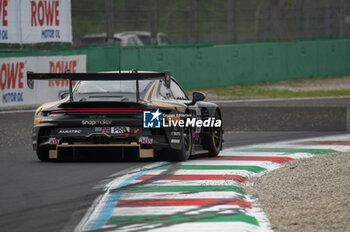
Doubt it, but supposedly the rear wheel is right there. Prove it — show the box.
[171,126,192,161]
[206,111,223,157]
[36,146,50,161]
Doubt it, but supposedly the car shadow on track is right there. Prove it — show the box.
[43,150,213,163]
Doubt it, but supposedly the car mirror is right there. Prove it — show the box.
[164,71,171,88]
[192,91,206,103]
[27,71,34,89]
[60,92,69,99]
[27,79,34,89]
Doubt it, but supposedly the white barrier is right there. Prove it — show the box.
[0,54,86,108]
[0,0,72,44]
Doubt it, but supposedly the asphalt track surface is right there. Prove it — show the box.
[0,98,348,232]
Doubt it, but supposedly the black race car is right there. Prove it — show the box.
[28,70,223,161]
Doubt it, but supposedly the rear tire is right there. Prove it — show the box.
[36,147,50,161]
[171,126,192,161]
[206,111,223,157]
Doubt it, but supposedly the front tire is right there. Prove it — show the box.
[171,126,192,161]
[206,111,223,157]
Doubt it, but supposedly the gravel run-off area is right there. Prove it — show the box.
[246,152,350,232]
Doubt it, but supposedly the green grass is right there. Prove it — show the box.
[211,85,350,98]
[187,76,350,98]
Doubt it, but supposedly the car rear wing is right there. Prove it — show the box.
[26,70,171,102]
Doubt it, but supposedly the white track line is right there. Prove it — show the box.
[183,160,280,167]
[132,179,243,187]
[248,144,348,152]
[120,192,245,200]
[119,222,265,232]
[145,169,256,176]
[220,151,287,156]
[0,109,35,114]
[112,205,250,216]
[220,151,313,159]
[212,96,350,104]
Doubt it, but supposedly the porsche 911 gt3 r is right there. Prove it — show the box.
[28,70,223,161]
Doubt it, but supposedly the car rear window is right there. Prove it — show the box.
[75,80,154,94]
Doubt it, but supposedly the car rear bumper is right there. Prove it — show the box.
[49,143,154,159]
[33,123,184,158]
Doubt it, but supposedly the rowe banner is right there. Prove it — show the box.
[0,0,72,44]
[0,54,86,107]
